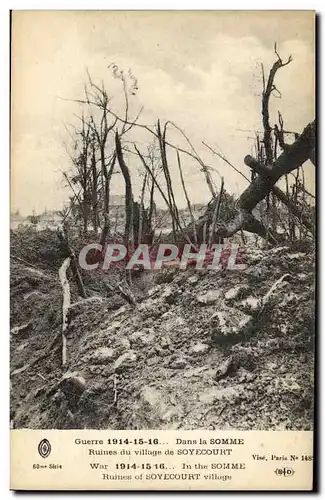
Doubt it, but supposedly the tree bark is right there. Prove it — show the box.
[91,145,99,233]
[59,257,71,368]
[157,120,178,241]
[242,121,315,211]
[245,156,315,235]
[115,132,134,249]
[176,150,198,245]
[57,226,86,298]
[209,178,224,246]
[215,120,315,241]
[100,153,116,248]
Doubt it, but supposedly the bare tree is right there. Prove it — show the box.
[90,137,99,233]
[63,115,93,235]
[115,132,134,249]
[63,65,141,247]
[83,73,117,245]
[176,150,198,245]
[213,46,315,242]
[62,47,315,251]
[216,119,315,242]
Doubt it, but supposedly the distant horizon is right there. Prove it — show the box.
[11,11,315,216]
[10,195,225,218]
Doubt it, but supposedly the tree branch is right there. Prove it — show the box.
[216,120,315,241]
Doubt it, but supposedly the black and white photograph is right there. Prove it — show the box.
[10,10,315,438]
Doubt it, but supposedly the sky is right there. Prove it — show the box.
[11,11,315,216]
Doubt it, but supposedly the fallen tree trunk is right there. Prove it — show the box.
[59,257,71,368]
[242,120,315,211]
[103,280,136,306]
[246,156,315,235]
[215,120,315,240]
[57,226,86,298]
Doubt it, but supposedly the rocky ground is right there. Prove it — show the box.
[10,229,315,430]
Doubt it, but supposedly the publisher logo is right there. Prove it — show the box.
[38,438,51,459]
[275,466,295,477]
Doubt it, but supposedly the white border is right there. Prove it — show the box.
[2,3,322,498]
[2,1,323,9]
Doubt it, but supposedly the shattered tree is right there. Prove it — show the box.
[216,120,316,242]
[10,43,316,433]
[214,47,316,243]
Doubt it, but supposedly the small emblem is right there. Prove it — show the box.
[38,438,51,458]
[275,466,295,477]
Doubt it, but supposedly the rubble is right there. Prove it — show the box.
[10,232,315,431]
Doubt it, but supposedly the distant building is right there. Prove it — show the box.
[10,212,26,229]
[38,210,62,225]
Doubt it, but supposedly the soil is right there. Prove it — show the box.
[10,228,315,430]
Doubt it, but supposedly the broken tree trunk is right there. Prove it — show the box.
[57,226,86,298]
[243,120,315,211]
[100,153,116,248]
[138,172,148,245]
[115,132,134,250]
[209,178,225,246]
[261,46,293,165]
[158,121,180,242]
[216,120,315,240]
[135,144,198,249]
[59,257,71,368]
[91,144,99,234]
[246,156,315,235]
[176,150,198,245]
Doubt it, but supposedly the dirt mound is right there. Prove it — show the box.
[10,227,66,270]
[10,239,315,430]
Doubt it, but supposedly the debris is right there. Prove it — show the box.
[239,296,260,313]
[225,285,246,301]
[200,386,241,404]
[10,233,315,431]
[259,273,291,314]
[114,351,137,372]
[59,372,87,395]
[58,257,71,367]
[130,330,155,346]
[287,253,306,260]
[169,357,188,369]
[10,321,32,336]
[92,347,115,363]
[210,307,252,340]
[197,290,222,305]
[190,342,210,355]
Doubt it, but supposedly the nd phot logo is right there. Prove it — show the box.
[38,438,51,458]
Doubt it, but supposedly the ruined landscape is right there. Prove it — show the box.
[10,12,315,431]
